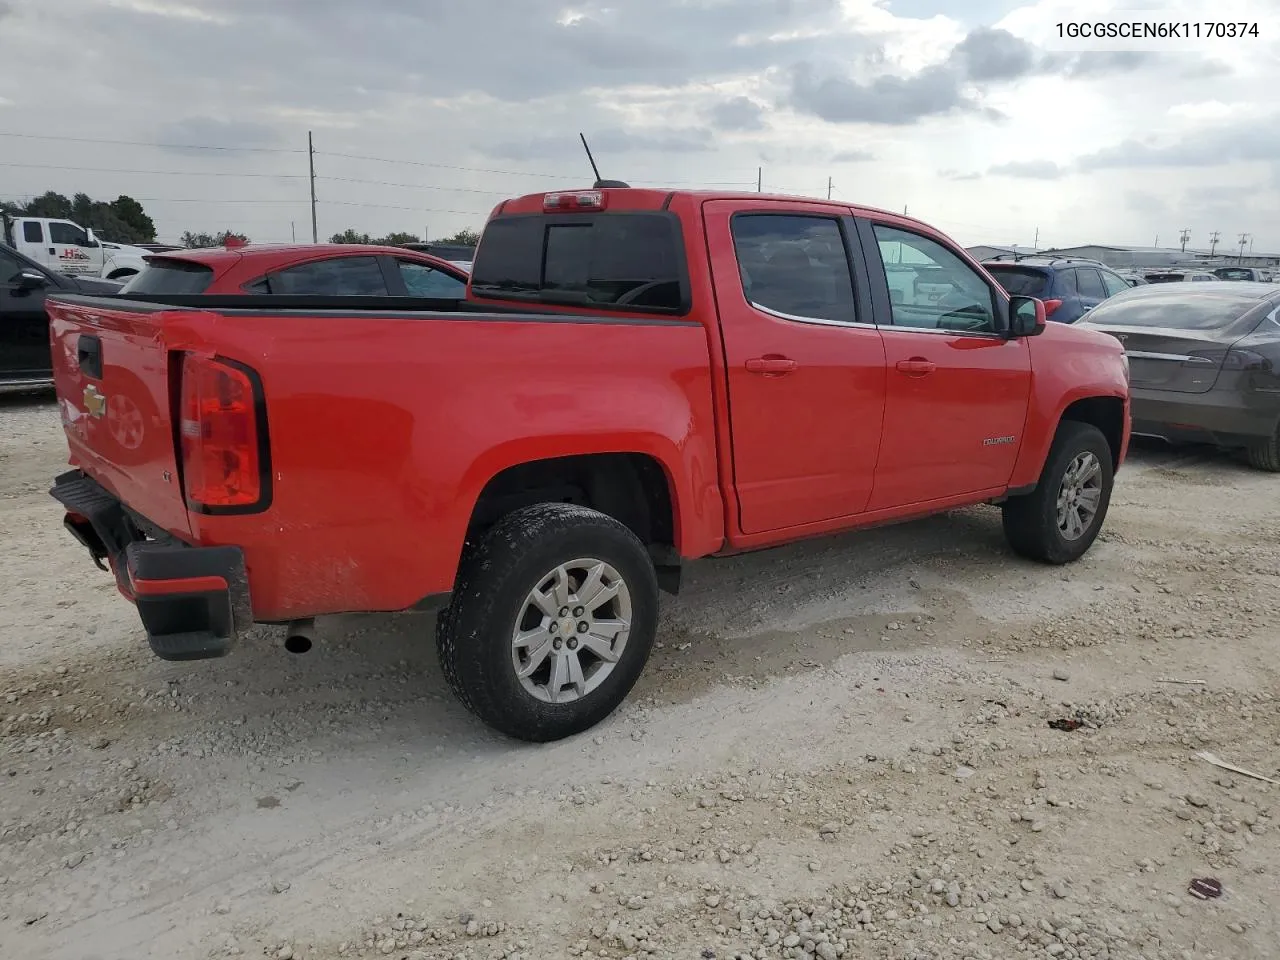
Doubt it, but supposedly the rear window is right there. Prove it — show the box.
[1144,273,1185,283]
[120,258,214,295]
[1087,290,1265,330]
[983,265,1048,297]
[1215,268,1253,281]
[470,213,687,313]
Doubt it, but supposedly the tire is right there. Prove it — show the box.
[1002,421,1114,565]
[436,503,659,742]
[1245,423,1280,472]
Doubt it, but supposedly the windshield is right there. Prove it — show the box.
[120,258,214,295]
[983,265,1048,296]
[470,212,688,313]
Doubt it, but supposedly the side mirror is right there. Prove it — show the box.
[1009,295,1046,337]
[84,228,99,247]
[17,271,48,291]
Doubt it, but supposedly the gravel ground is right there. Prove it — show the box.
[1,394,1277,960]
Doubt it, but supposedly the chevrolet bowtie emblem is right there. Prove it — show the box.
[83,384,107,419]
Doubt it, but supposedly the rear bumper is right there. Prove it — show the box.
[1130,388,1280,446]
[51,470,251,661]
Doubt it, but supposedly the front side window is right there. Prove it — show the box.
[1100,270,1129,297]
[269,256,389,296]
[398,260,466,298]
[1076,267,1106,298]
[48,222,89,246]
[22,221,43,244]
[872,224,997,333]
[730,214,856,323]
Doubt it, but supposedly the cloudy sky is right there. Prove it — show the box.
[1,0,1277,251]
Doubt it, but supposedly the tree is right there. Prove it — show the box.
[2,190,157,243]
[439,228,480,246]
[330,228,373,244]
[379,231,420,246]
[181,230,250,249]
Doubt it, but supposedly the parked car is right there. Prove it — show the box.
[1079,281,1280,470]
[1212,266,1273,282]
[1144,270,1218,283]
[982,256,1132,324]
[400,242,475,272]
[119,243,469,297]
[45,187,1130,742]
[99,240,155,281]
[0,242,121,393]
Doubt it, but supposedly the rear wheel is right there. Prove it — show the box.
[1002,421,1114,564]
[436,503,658,742]
[1245,423,1280,472]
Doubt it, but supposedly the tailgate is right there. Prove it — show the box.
[47,295,191,537]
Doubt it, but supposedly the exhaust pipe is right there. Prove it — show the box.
[283,618,315,654]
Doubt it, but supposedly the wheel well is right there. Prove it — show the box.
[1060,396,1125,469]
[469,453,676,553]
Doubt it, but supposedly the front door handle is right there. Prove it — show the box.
[896,358,936,376]
[745,356,797,375]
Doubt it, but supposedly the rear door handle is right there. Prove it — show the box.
[896,358,936,376]
[745,356,797,374]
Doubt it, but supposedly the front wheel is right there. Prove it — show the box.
[436,503,659,742]
[1002,421,1114,564]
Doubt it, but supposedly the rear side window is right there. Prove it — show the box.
[22,221,43,243]
[1056,268,1078,295]
[984,266,1047,296]
[730,214,856,323]
[121,258,214,295]
[270,256,389,296]
[470,213,687,313]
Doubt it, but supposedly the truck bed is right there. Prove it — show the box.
[45,293,722,622]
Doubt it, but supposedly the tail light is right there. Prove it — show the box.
[543,190,604,211]
[1042,299,1063,317]
[179,354,270,511]
[1220,349,1270,372]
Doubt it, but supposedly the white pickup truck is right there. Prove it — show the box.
[1,215,153,280]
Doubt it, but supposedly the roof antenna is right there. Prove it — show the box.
[579,132,629,189]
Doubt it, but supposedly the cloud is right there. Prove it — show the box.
[948,26,1038,82]
[1078,119,1280,170]
[483,126,714,162]
[832,149,875,162]
[708,96,766,132]
[152,117,284,155]
[941,170,982,181]
[989,160,1064,179]
[789,61,973,125]
[0,1,12,18]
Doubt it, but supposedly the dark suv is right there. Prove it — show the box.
[982,255,1132,324]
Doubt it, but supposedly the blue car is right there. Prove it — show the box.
[982,256,1132,324]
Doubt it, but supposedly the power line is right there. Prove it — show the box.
[0,131,306,153]
[0,160,306,178]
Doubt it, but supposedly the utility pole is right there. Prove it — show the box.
[1179,228,1190,252]
[1153,233,1159,247]
[1209,230,1220,256]
[308,131,318,244]
[291,221,296,243]
[1033,227,1039,250]
[903,205,908,216]
[1238,233,1250,264]
[826,176,833,200]
[757,167,762,193]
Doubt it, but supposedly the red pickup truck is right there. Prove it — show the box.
[46,187,1130,742]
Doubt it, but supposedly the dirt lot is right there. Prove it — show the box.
[1,394,1277,960]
